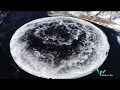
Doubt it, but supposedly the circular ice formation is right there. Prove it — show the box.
[10,16,110,79]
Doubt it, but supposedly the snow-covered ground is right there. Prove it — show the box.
[67,11,86,17]
[113,18,120,24]
[89,11,100,16]
[48,11,67,16]
[109,18,120,31]
[67,11,120,32]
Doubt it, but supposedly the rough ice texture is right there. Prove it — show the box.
[10,16,110,79]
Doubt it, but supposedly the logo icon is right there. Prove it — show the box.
[96,67,113,76]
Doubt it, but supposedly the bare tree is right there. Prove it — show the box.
[95,11,102,16]
[94,11,120,20]
[109,11,120,20]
